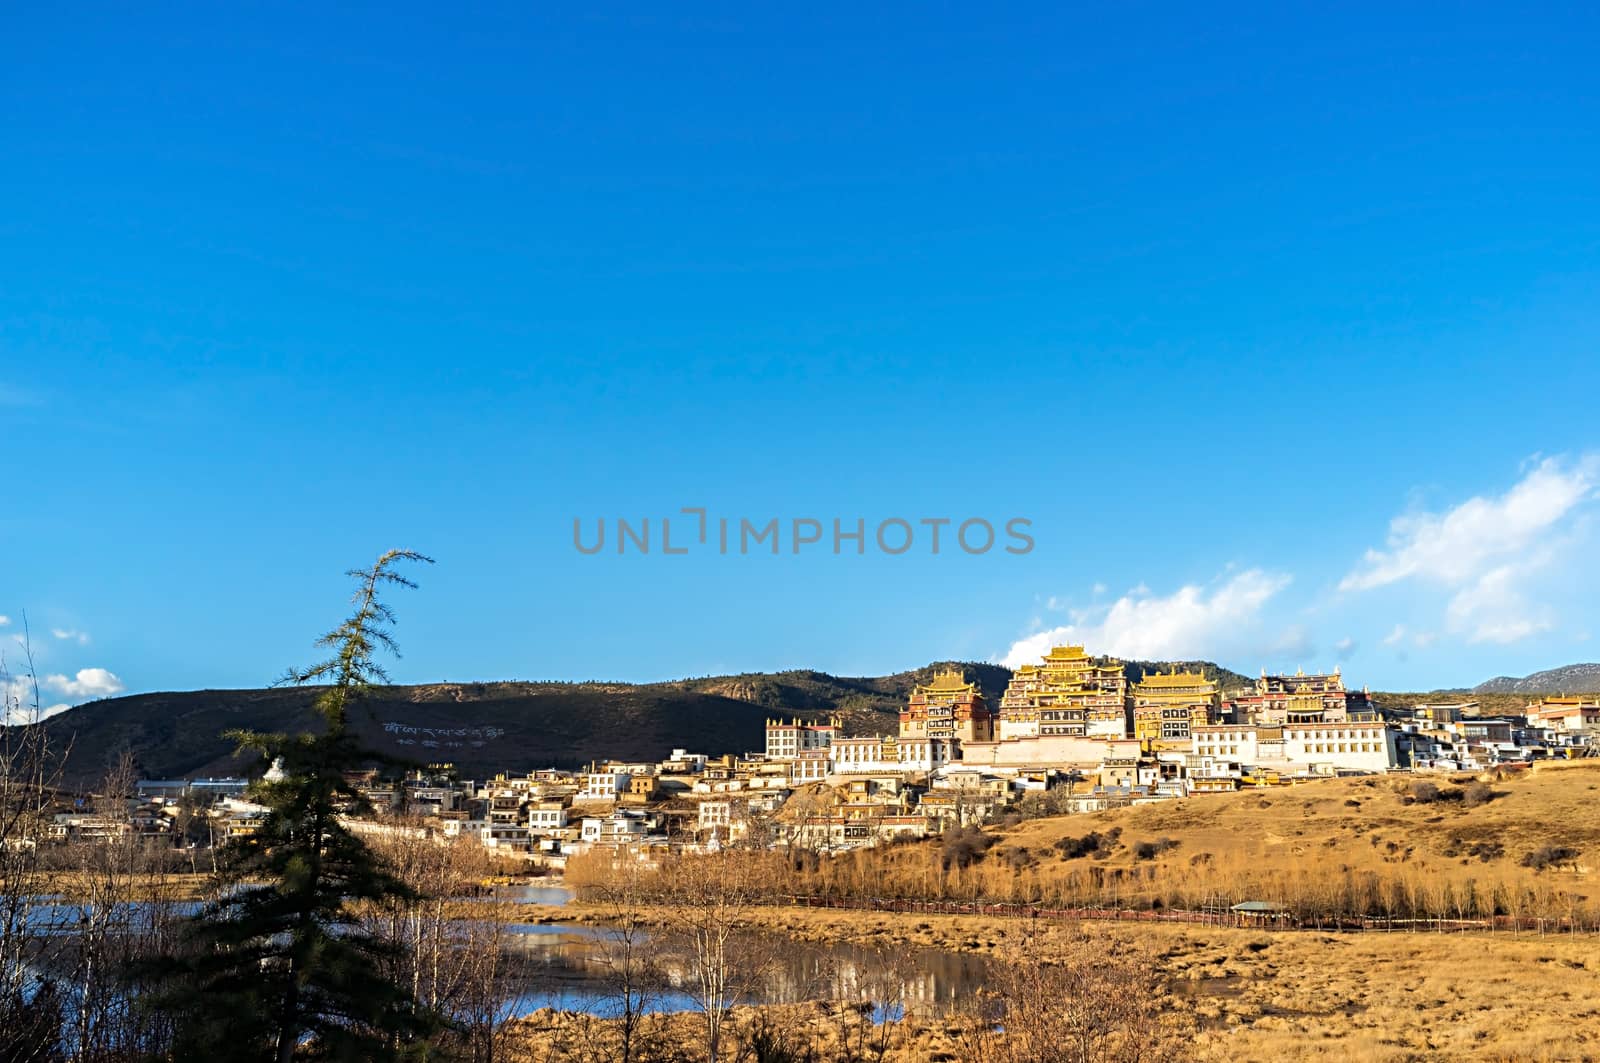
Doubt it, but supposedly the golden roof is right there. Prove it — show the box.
[1134,670,1216,690]
[915,667,976,695]
[1038,644,1123,669]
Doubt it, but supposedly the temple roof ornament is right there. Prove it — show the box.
[914,667,977,695]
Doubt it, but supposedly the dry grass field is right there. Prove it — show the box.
[776,760,1600,927]
[552,762,1600,1058]
[1005,758,1600,876]
[550,901,1600,1061]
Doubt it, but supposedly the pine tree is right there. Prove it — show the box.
[163,549,439,1062]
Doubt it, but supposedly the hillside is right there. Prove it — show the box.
[1475,662,1600,694]
[790,760,1600,921]
[39,662,1010,787]
[1369,690,1538,716]
[33,655,1322,787]
[999,759,1600,898]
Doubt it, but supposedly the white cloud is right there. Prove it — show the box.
[41,667,124,700]
[0,615,10,627]
[1444,561,1552,644]
[3,674,32,708]
[1381,625,1438,651]
[1334,636,1357,660]
[1341,456,1597,592]
[1,675,74,725]
[51,627,90,645]
[1001,569,1291,667]
[1341,456,1599,644]
[3,704,72,725]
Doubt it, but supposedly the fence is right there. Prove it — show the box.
[779,893,1587,934]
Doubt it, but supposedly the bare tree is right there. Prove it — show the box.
[365,820,527,1062]
[0,620,69,1063]
[452,907,525,1063]
[64,750,140,1062]
[665,850,769,1063]
[953,930,1190,1063]
[818,943,907,1063]
[581,850,668,1063]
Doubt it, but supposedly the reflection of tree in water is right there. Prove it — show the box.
[503,923,987,1018]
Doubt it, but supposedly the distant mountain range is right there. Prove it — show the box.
[1474,663,1600,695]
[35,657,1253,787]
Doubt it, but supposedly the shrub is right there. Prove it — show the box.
[1521,846,1580,871]
[1009,788,1080,821]
[942,825,1000,870]
[1461,781,1496,807]
[1053,831,1108,860]
[1410,781,1441,803]
[1132,837,1179,861]
[1466,840,1504,862]
[1000,846,1037,871]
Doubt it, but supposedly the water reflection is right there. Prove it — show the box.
[18,885,986,1022]
[503,909,986,1019]
[496,883,575,907]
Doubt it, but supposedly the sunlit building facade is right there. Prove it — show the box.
[997,645,1129,740]
[1132,669,1221,741]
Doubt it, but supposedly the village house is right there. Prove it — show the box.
[1445,718,1516,744]
[1412,701,1478,724]
[577,809,658,850]
[659,748,709,774]
[528,802,568,834]
[697,797,746,842]
[765,717,838,760]
[1526,697,1600,734]
[578,770,633,803]
[619,772,662,804]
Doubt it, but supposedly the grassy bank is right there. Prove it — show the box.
[21,870,216,902]
[561,900,1600,1061]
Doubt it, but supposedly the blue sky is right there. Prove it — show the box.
[3,4,1598,714]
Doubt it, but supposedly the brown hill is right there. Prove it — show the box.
[39,663,1014,787]
[1475,662,1600,694]
[36,656,1312,788]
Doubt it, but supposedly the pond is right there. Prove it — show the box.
[497,885,987,1019]
[17,884,988,1021]
[496,883,576,907]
